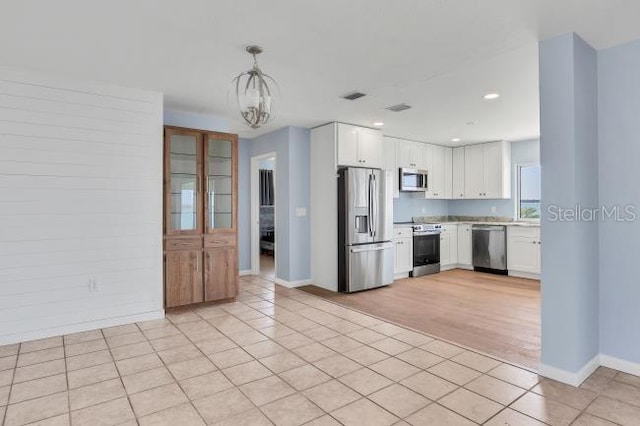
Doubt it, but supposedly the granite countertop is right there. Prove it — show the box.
[393,216,540,227]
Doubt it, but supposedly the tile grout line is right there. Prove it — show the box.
[101,326,141,426]
[162,308,262,425]
[63,334,71,426]
[2,342,19,426]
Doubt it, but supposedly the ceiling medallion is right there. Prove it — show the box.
[230,45,279,129]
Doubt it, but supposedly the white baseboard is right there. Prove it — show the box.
[394,272,410,279]
[0,310,165,346]
[441,264,457,271]
[508,270,541,280]
[274,278,313,288]
[239,270,252,276]
[600,354,640,377]
[539,354,600,387]
[455,264,474,270]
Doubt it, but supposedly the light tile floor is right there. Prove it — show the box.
[0,275,639,425]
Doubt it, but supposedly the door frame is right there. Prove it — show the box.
[250,152,278,278]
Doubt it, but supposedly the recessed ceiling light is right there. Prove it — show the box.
[483,93,500,100]
[373,122,384,127]
[451,138,461,142]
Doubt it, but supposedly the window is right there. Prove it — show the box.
[517,165,541,220]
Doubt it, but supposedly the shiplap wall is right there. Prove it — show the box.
[0,66,164,344]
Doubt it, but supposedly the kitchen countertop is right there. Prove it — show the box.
[393,219,540,227]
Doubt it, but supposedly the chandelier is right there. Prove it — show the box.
[230,45,278,129]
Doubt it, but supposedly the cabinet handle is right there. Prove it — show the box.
[532,241,537,244]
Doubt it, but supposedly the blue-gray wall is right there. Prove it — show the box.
[164,109,229,132]
[238,138,251,272]
[539,33,600,374]
[598,38,640,364]
[449,139,540,217]
[287,127,311,282]
[239,126,311,283]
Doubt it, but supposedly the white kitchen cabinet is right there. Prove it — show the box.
[440,229,451,266]
[396,139,427,170]
[463,141,511,199]
[441,224,458,269]
[393,227,413,275]
[457,224,472,268]
[424,144,452,199]
[443,147,453,199]
[337,123,382,168]
[507,226,540,277]
[452,147,465,199]
[464,144,485,198]
[382,137,399,198]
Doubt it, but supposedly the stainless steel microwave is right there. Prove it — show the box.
[399,168,428,192]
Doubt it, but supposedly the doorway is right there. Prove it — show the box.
[251,153,277,279]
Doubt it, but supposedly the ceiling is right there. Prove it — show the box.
[2,0,640,144]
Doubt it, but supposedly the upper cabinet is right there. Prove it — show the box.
[464,141,511,199]
[165,128,203,236]
[382,137,399,199]
[452,147,465,199]
[337,123,382,168]
[396,140,427,169]
[425,144,452,199]
[205,133,237,233]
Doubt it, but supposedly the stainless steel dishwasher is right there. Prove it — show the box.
[472,225,507,273]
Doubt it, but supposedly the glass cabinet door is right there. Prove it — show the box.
[205,135,236,232]
[165,130,202,234]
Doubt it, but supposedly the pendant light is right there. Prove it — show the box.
[230,45,278,129]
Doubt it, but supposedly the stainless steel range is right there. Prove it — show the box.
[410,223,442,277]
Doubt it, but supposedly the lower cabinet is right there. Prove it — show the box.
[165,235,238,308]
[457,224,472,268]
[393,227,413,275]
[165,249,203,307]
[441,225,458,269]
[204,247,239,301]
[507,226,541,276]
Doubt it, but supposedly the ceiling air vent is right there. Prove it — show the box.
[341,91,367,101]
[386,103,412,112]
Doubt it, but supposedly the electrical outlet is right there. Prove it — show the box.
[88,279,94,292]
[491,206,497,214]
[421,207,427,213]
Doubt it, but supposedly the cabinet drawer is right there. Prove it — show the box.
[165,237,202,251]
[204,234,236,248]
[393,227,412,238]
[442,224,457,232]
[508,226,540,239]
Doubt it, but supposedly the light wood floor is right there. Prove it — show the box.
[260,253,275,279]
[300,269,541,370]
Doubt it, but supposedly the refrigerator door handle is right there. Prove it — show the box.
[372,174,377,238]
[350,243,393,253]
[368,173,373,237]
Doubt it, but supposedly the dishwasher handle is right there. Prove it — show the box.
[472,225,506,232]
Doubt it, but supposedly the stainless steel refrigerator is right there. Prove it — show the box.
[338,167,394,293]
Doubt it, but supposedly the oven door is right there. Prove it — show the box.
[413,232,440,267]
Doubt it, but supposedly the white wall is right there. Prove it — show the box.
[0,66,164,344]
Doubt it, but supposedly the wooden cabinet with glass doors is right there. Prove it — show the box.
[163,126,238,308]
